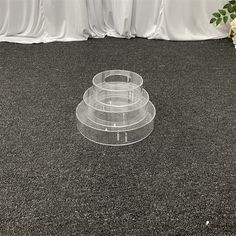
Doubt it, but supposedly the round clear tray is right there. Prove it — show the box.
[76,70,156,146]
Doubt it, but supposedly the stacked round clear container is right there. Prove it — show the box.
[76,70,156,146]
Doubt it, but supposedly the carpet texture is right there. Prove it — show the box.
[0,37,236,235]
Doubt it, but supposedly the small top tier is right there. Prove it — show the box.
[92,70,143,92]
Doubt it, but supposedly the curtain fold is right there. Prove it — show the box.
[0,0,228,43]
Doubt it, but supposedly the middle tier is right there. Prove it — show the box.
[83,87,150,127]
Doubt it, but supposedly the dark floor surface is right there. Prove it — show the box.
[0,37,236,235]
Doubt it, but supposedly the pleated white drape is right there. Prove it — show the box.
[0,0,229,43]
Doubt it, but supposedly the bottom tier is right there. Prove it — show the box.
[76,101,156,146]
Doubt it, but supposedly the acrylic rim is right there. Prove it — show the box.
[92,70,143,92]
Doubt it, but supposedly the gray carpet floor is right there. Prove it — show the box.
[0,37,236,235]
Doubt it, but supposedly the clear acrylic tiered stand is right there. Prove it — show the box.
[76,70,156,146]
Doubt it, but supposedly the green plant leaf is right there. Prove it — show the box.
[223,16,229,23]
[210,18,216,24]
[229,0,236,5]
[216,17,222,26]
[219,9,226,15]
[233,5,236,11]
[228,5,234,13]
[223,3,231,9]
[230,13,236,19]
[213,12,221,18]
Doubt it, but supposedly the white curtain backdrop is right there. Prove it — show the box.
[0,0,229,43]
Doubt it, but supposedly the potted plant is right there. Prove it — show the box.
[210,0,236,48]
